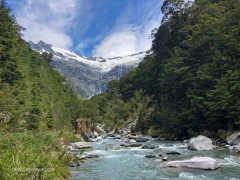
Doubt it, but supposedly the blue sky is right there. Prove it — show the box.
[8,0,163,58]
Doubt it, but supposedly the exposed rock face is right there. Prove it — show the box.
[75,119,91,141]
[95,124,107,138]
[227,132,240,145]
[166,157,219,170]
[188,135,213,151]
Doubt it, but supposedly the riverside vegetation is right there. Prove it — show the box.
[0,1,82,179]
[1,0,240,179]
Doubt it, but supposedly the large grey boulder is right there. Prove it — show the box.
[166,157,219,170]
[227,132,240,145]
[233,144,240,153]
[188,135,213,151]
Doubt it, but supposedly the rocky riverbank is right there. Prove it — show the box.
[68,128,240,175]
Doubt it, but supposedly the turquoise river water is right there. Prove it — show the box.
[70,137,240,180]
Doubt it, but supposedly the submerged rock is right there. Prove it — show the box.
[166,157,219,170]
[227,132,240,145]
[106,146,125,151]
[136,137,150,142]
[121,143,142,147]
[141,144,158,149]
[154,159,163,163]
[77,154,102,160]
[188,135,213,151]
[165,150,181,155]
[145,153,162,158]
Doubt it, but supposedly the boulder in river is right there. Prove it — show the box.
[127,134,138,139]
[164,150,181,155]
[136,137,150,142]
[227,132,240,145]
[233,144,240,153]
[77,154,102,160]
[166,157,219,170]
[121,143,142,147]
[141,144,158,149]
[162,156,168,161]
[115,134,122,139]
[188,135,213,151]
[145,153,162,158]
[129,139,137,143]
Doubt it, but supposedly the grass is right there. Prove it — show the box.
[0,129,81,180]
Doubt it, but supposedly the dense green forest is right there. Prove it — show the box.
[82,0,240,139]
[0,1,81,179]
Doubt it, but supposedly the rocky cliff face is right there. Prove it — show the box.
[29,41,146,98]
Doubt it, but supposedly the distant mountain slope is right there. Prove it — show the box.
[29,41,146,98]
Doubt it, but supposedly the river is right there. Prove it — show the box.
[70,137,240,180]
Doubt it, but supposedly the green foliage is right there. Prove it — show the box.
[0,4,82,179]
[0,130,79,180]
[0,4,81,131]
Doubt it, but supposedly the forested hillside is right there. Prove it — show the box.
[82,0,240,139]
[0,2,81,179]
[0,1,80,132]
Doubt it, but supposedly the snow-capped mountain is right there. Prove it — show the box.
[29,41,146,98]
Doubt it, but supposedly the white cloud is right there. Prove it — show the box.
[15,0,78,49]
[93,21,160,58]
[92,1,162,58]
[93,30,137,58]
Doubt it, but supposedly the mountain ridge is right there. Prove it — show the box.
[29,41,147,98]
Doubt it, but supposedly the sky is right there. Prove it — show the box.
[8,0,163,58]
